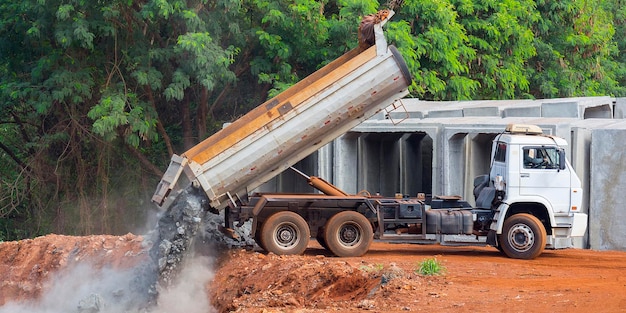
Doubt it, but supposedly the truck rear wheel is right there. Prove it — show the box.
[260,211,310,255]
[316,229,329,250]
[499,213,546,260]
[324,211,373,257]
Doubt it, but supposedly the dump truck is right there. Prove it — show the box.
[152,14,587,260]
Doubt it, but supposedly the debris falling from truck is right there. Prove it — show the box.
[148,186,254,295]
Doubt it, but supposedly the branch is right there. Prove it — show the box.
[0,141,31,173]
[145,85,175,156]
[208,84,230,119]
[125,143,164,178]
[10,112,36,155]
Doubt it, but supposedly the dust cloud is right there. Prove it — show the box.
[152,256,216,313]
[0,255,216,313]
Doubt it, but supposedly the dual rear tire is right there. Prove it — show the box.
[257,211,373,257]
[259,211,310,255]
[323,211,373,257]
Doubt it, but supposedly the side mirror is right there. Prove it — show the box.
[558,149,566,170]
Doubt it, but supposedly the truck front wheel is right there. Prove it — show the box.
[260,212,310,255]
[499,213,546,260]
[324,211,373,257]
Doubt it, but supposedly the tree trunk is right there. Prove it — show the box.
[197,87,208,141]
[208,85,230,120]
[126,143,164,178]
[181,95,195,151]
[259,82,272,106]
[146,86,175,156]
[0,141,30,172]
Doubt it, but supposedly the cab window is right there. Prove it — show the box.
[523,147,559,169]
[494,142,507,162]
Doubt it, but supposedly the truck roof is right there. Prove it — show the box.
[495,124,568,146]
[498,133,568,146]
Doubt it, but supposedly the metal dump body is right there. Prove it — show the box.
[153,25,412,210]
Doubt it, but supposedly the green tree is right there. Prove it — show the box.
[611,0,626,91]
[387,0,538,100]
[455,0,539,99]
[388,0,477,100]
[1,0,103,236]
[0,0,354,239]
[0,0,241,237]
[529,0,626,97]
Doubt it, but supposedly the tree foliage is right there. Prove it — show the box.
[1,0,625,239]
[528,0,625,97]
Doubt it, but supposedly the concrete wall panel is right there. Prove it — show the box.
[583,104,613,118]
[502,106,542,117]
[541,102,580,118]
[427,110,463,118]
[334,133,360,194]
[615,98,626,119]
[463,107,500,117]
[589,127,626,251]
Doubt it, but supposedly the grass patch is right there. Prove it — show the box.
[416,258,445,276]
[359,263,384,274]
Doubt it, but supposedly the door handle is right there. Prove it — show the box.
[520,173,529,177]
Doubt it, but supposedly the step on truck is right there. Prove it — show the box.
[152,13,587,259]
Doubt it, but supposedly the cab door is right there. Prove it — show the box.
[518,146,571,214]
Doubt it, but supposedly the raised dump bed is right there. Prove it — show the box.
[153,18,412,210]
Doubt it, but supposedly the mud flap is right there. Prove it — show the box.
[487,229,498,247]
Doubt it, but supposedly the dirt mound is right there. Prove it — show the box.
[207,242,626,312]
[0,233,145,306]
[209,248,426,312]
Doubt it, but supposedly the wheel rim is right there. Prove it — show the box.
[274,222,300,248]
[507,223,535,252]
[338,222,362,247]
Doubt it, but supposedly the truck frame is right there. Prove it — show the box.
[152,14,587,260]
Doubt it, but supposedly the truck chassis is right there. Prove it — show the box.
[226,178,502,259]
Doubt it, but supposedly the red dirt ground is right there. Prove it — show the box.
[1,235,626,312]
[0,234,145,306]
[211,241,626,312]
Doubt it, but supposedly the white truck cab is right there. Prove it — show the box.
[489,124,588,258]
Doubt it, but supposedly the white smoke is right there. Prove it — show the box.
[0,255,216,313]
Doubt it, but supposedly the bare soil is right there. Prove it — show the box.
[1,235,626,312]
[211,241,626,312]
[0,234,145,306]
